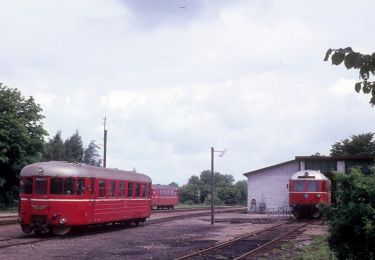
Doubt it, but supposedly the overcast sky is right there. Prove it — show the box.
[1,0,374,185]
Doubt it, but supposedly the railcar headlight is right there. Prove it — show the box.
[59,218,67,225]
[316,194,321,198]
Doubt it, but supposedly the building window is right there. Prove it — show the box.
[305,161,336,173]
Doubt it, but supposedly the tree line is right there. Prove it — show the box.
[0,84,101,207]
[178,170,247,206]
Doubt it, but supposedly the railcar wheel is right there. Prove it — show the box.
[292,210,300,220]
[52,226,71,236]
[313,210,321,218]
[21,225,32,234]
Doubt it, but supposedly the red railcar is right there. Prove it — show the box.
[151,185,179,209]
[18,161,152,235]
[289,170,331,218]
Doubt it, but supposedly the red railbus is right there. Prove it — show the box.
[18,161,152,235]
[289,170,331,218]
[151,185,179,209]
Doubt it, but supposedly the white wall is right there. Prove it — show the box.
[247,161,299,212]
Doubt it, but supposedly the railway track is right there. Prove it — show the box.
[0,207,246,249]
[176,221,311,260]
[0,235,57,249]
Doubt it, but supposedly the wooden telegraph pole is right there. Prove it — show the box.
[103,117,107,168]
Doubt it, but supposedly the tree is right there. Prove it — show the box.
[324,47,375,105]
[64,130,84,163]
[42,131,65,161]
[330,133,375,156]
[322,168,375,260]
[0,83,47,207]
[168,182,179,187]
[83,141,102,166]
[179,170,243,205]
[235,180,247,205]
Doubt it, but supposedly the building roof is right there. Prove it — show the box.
[243,155,375,177]
[243,159,297,176]
[295,155,375,161]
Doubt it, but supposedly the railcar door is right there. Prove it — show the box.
[89,178,95,223]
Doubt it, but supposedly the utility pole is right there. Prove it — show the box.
[211,147,214,225]
[103,116,107,168]
[210,147,227,225]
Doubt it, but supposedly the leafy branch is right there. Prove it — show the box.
[324,47,375,105]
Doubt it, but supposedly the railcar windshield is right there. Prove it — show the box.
[35,177,47,195]
[307,181,319,192]
[20,178,33,194]
[294,180,305,192]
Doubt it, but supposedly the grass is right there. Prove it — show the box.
[256,236,337,260]
[293,236,337,260]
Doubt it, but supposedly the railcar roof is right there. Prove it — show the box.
[152,184,179,190]
[290,170,328,181]
[20,161,152,183]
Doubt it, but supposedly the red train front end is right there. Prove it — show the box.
[289,170,331,218]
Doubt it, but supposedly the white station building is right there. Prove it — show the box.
[243,155,374,212]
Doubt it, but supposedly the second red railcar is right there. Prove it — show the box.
[151,184,179,209]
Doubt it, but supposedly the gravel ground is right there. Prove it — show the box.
[0,211,326,260]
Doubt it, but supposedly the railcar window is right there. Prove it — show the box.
[77,178,85,195]
[64,178,75,194]
[294,181,305,192]
[90,178,95,194]
[143,184,148,197]
[109,181,115,197]
[35,177,47,195]
[20,178,33,194]
[308,181,319,192]
[119,181,125,197]
[99,180,106,197]
[50,178,63,194]
[135,183,141,197]
[128,183,133,197]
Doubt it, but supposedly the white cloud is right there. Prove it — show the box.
[1,0,375,185]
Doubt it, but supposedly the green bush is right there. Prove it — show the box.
[322,168,375,260]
